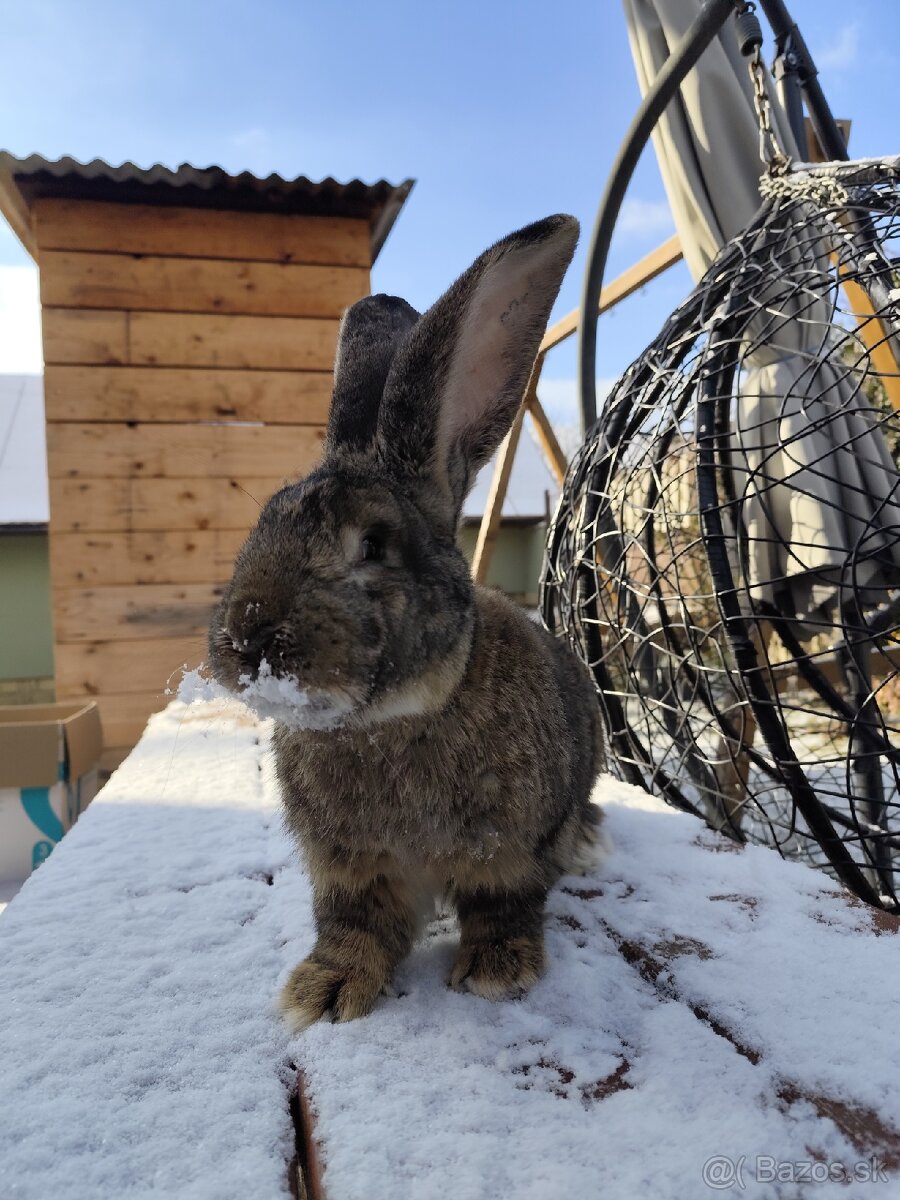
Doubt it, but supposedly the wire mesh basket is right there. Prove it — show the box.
[542,158,900,910]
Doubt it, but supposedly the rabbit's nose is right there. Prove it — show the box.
[226,601,277,666]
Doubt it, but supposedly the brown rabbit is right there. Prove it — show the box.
[208,215,605,1030]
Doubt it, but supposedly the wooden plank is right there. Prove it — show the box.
[93,691,170,748]
[42,309,340,370]
[98,746,131,775]
[33,198,371,266]
[54,583,224,642]
[50,529,247,587]
[527,390,568,485]
[44,365,334,425]
[539,234,683,354]
[55,637,207,697]
[48,477,283,533]
[130,312,340,370]
[841,276,900,412]
[46,422,324,479]
[42,308,128,365]
[472,399,527,584]
[40,251,369,318]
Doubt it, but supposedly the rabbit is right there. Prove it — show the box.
[207,214,606,1031]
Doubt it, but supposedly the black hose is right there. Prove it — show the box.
[577,0,736,433]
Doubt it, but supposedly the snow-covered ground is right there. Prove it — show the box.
[1,700,898,1200]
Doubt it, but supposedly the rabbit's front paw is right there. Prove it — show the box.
[449,935,545,1001]
[279,954,387,1031]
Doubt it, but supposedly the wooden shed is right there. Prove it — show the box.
[0,153,412,768]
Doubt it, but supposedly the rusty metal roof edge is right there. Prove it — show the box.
[0,152,415,262]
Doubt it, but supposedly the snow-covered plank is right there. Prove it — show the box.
[590,793,900,1168]
[2,701,898,1200]
[0,704,298,1200]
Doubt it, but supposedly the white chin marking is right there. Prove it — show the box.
[360,682,431,726]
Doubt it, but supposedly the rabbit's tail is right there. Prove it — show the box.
[554,802,611,879]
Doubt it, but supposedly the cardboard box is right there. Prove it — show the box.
[0,701,103,882]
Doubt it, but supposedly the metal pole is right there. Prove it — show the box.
[578,0,735,435]
[757,0,848,160]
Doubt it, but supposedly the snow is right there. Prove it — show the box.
[1,700,898,1199]
[176,661,350,730]
[0,876,25,913]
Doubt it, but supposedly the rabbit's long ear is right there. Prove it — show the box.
[326,294,420,455]
[376,215,578,520]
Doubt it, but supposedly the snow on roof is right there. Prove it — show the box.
[0,374,47,527]
[1,700,899,1198]
[463,417,559,523]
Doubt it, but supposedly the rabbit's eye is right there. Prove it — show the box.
[360,533,384,563]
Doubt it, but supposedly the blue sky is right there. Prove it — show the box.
[0,0,895,427]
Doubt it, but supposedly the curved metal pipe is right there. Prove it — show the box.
[578,0,736,433]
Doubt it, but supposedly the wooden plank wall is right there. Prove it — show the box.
[36,199,370,766]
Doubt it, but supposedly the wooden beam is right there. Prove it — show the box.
[43,365,334,425]
[55,637,208,698]
[48,476,284,533]
[42,309,341,370]
[526,392,568,485]
[32,198,371,267]
[39,251,369,319]
[841,277,900,412]
[471,389,529,585]
[46,422,324,479]
[41,308,129,365]
[539,234,683,355]
[92,692,171,748]
[54,582,224,642]
[49,529,247,587]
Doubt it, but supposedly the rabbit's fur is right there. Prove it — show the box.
[208,215,605,1029]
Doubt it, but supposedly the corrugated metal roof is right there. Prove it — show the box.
[0,152,413,262]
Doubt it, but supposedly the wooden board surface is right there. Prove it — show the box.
[33,198,371,267]
[54,582,224,642]
[43,365,334,425]
[46,422,324,479]
[42,309,340,370]
[41,308,129,364]
[50,529,247,587]
[40,251,369,318]
[93,691,171,747]
[48,477,284,532]
[55,636,207,697]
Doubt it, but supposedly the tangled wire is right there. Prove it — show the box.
[542,158,900,910]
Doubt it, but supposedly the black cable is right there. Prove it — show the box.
[577,0,736,433]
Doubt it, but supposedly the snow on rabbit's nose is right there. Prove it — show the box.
[225,598,278,669]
